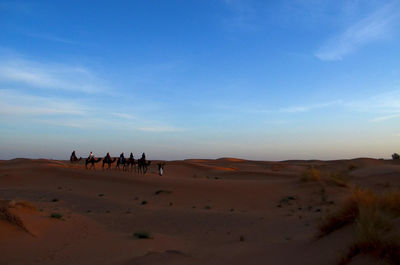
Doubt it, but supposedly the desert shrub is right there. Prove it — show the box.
[339,206,400,265]
[8,200,37,210]
[318,199,358,237]
[133,232,151,239]
[318,189,400,264]
[279,196,297,206]
[50,213,63,219]
[0,204,28,233]
[392,153,400,160]
[348,164,357,171]
[154,190,172,195]
[328,172,348,187]
[318,189,400,237]
[301,168,320,182]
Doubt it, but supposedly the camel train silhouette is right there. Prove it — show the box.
[70,151,155,174]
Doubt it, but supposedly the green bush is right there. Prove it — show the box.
[392,153,400,160]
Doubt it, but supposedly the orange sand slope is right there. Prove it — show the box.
[0,158,399,265]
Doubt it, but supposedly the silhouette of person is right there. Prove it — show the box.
[106,152,111,161]
[89,152,94,159]
[141,152,146,161]
[119,152,124,163]
[130,152,134,160]
[71,151,76,159]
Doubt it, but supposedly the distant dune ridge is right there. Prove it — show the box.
[0,157,400,265]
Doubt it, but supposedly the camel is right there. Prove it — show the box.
[116,157,135,172]
[126,158,136,172]
[70,156,82,163]
[102,156,116,170]
[85,157,102,170]
[116,157,127,171]
[157,162,165,176]
[116,157,125,171]
[138,157,151,174]
[70,151,82,163]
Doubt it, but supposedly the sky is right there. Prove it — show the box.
[0,0,400,160]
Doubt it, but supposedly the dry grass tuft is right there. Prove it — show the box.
[0,202,30,234]
[8,200,37,211]
[327,172,348,187]
[348,164,357,171]
[301,168,320,182]
[318,189,400,264]
[318,199,358,237]
[339,206,400,265]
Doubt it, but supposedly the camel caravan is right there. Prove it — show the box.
[70,151,164,175]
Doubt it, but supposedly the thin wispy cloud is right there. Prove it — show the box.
[0,89,182,132]
[0,89,87,116]
[111,113,136,120]
[315,1,400,61]
[347,90,400,114]
[26,33,77,44]
[37,117,183,132]
[0,55,107,93]
[136,126,184,132]
[371,113,400,122]
[280,101,340,113]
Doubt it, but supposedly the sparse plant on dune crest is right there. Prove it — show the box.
[301,167,349,187]
[301,168,320,182]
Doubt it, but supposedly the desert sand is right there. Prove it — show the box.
[1,157,399,265]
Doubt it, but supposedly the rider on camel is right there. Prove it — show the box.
[141,152,146,162]
[89,152,94,160]
[130,152,134,161]
[119,152,125,163]
[71,150,77,160]
[106,152,111,162]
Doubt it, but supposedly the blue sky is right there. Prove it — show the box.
[0,0,400,160]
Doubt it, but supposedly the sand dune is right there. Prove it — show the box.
[0,158,399,264]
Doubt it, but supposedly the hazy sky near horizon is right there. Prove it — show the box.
[1,0,400,160]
